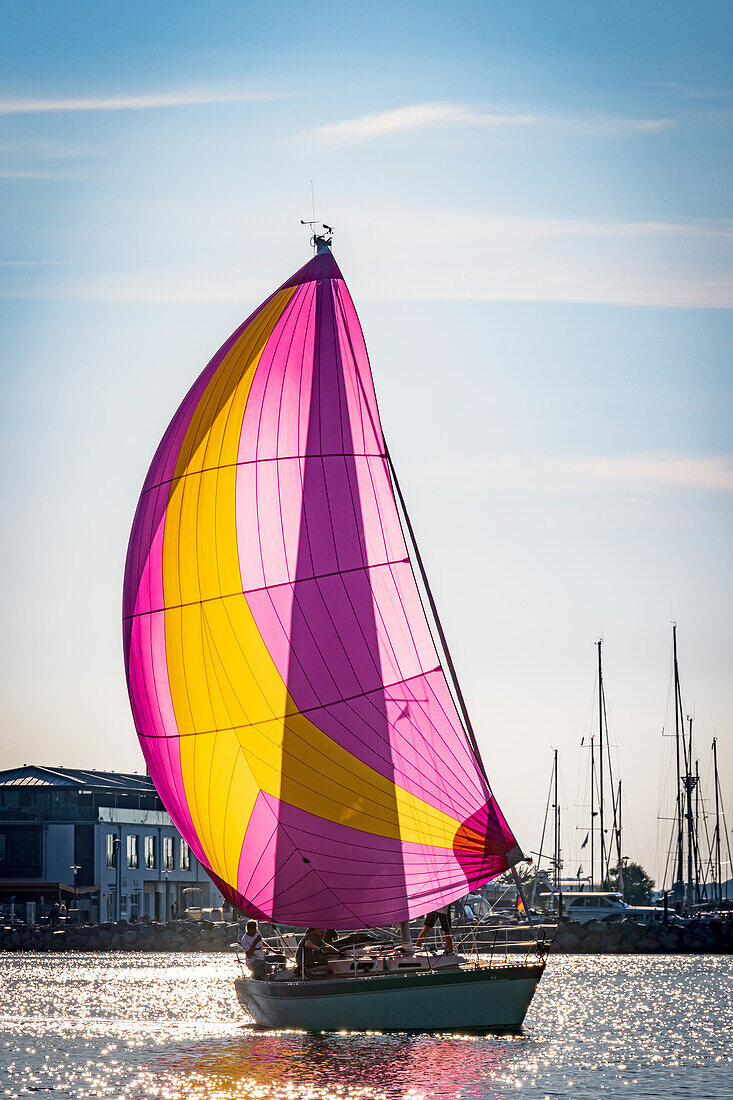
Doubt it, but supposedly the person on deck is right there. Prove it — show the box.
[240,920,267,980]
[415,904,454,954]
[296,927,345,977]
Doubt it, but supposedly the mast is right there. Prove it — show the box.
[694,756,702,904]
[672,624,684,892]
[597,640,606,888]
[686,715,694,912]
[553,748,559,892]
[590,733,595,891]
[616,779,623,897]
[557,803,563,915]
[713,737,722,906]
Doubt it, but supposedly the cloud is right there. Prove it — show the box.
[368,206,733,306]
[361,208,733,242]
[2,207,729,309]
[0,260,84,266]
[0,138,96,158]
[294,101,675,148]
[0,88,290,115]
[646,81,733,102]
[407,453,733,496]
[338,207,733,308]
[0,169,73,180]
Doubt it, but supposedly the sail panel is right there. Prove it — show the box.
[124,248,520,928]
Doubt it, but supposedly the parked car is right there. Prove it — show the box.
[561,892,672,924]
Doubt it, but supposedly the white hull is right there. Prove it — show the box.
[235,962,543,1031]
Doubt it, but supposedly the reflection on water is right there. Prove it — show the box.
[155,1030,526,1100]
[156,1029,531,1100]
[1,953,731,1099]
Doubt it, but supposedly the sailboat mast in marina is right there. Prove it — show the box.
[662,625,731,913]
[584,639,623,892]
[123,229,546,1029]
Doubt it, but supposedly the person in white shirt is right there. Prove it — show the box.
[240,920,267,979]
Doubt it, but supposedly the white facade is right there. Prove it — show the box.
[94,807,222,921]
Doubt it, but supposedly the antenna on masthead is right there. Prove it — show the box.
[300,220,333,253]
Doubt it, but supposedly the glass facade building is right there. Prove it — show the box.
[0,766,222,922]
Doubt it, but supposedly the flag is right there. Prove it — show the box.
[516,892,525,916]
[580,832,589,849]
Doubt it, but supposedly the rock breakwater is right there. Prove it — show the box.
[2,916,731,954]
[0,918,244,952]
[551,916,733,954]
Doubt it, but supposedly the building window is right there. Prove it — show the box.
[179,838,190,870]
[106,833,116,868]
[144,835,156,869]
[0,826,42,877]
[126,834,139,869]
[163,836,174,870]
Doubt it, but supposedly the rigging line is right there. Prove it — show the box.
[347,415,480,819]
[333,374,480,820]
[284,368,483,811]
[601,688,620,882]
[383,442,487,782]
[331,283,491,787]
[536,760,555,873]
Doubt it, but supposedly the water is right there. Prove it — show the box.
[0,953,731,1099]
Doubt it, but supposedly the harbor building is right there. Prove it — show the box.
[0,765,223,922]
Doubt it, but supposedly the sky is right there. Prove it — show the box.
[0,0,731,888]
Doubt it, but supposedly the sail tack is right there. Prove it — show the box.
[123,249,521,928]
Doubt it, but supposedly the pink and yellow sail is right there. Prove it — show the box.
[123,245,521,928]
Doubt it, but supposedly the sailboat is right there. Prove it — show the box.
[122,229,546,1030]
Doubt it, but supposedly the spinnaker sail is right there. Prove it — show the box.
[123,245,522,928]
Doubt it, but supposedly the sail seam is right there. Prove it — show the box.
[137,667,440,738]
[124,557,412,620]
[137,453,388,499]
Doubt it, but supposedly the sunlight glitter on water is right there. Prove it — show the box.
[0,953,731,1099]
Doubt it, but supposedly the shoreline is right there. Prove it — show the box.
[1,916,731,955]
